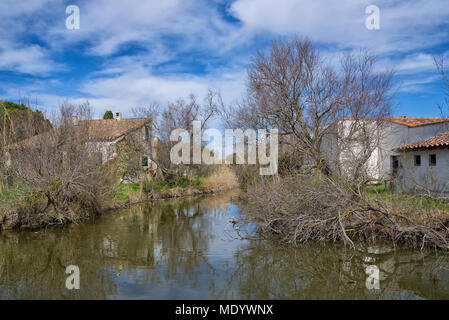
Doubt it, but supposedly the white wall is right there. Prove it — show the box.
[377,123,407,181]
[368,121,449,181]
[322,120,449,188]
[397,149,449,194]
[86,140,118,165]
[88,124,153,166]
[336,119,384,180]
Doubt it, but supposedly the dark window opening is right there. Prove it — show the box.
[429,154,436,166]
[144,126,150,141]
[90,152,102,166]
[414,155,421,166]
[392,156,399,176]
[141,156,148,167]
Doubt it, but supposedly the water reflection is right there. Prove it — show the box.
[0,190,449,299]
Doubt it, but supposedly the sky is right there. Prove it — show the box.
[0,0,448,118]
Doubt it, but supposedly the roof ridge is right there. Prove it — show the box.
[79,118,151,121]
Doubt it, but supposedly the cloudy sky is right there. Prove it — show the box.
[0,0,448,117]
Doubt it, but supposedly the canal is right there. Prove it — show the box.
[1,190,449,299]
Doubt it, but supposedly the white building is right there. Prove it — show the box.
[394,131,449,195]
[341,116,449,194]
[368,117,449,179]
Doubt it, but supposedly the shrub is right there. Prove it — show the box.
[103,110,114,119]
[242,172,449,249]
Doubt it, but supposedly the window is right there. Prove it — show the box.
[141,156,148,167]
[414,155,421,166]
[391,156,399,176]
[144,126,150,141]
[429,154,436,166]
[95,152,103,165]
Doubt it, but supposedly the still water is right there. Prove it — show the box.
[1,190,449,299]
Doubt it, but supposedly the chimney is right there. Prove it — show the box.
[115,112,122,121]
[71,116,79,126]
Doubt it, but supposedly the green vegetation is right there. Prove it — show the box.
[0,185,24,205]
[111,183,141,201]
[0,100,51,143]
[111,177,207,201]
[366,184,449,213]
[103,110,114,119]
[165,177,204,188]
[153,176,205,190]
[365,184,386,194]
[0,100,44,117]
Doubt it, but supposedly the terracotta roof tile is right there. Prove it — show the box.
[342,117,449,127]
[395,131,449,152]
[13,118,151,148]
[386,117,449,127]
[80,118,151,141]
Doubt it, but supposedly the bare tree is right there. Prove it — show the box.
[223,37,394,182]
[435,56,449,114]
[4,102,113,228]
[132,89,222,180]
[228,38,449,249]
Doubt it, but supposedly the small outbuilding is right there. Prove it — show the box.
[394,131,449,195]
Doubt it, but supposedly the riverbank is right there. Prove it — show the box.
[109,166,239,210]
[240,174,449,250]
[1,190,448,299]
[0,166,239,231]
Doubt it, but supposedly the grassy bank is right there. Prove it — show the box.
[111,166,239,203]
[365,184,449,214]
[0,166,239,231]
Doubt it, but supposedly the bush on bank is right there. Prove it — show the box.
[240,172,449,249]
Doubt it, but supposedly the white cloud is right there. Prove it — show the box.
[4,62,246,117]
[392,53,438,74]
[0,0,448,111]
[229,0,449,54]
[78,65,246,115]
[397,75,442,93]
[0,0,61,75]
[0,43,60,75]
[228,0,449,93]
[44,0,248,57]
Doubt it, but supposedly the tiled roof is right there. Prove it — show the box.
[395,131,449,152]
[342,116,449,127]
[13,118,151,148]
[386,117,449,127]
[80,118,151,141]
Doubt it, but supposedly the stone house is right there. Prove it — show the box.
[8,112,157,182]
[70,112,155,168]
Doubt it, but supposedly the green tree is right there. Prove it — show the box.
[0,100,51,144]
[103,110,114,119]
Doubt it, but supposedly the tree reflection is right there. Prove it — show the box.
[0,230,117,299]
[1,190,449,299]
[0,192,236,299]
[220,241,449,299]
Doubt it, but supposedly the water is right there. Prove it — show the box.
[1,190,449,299]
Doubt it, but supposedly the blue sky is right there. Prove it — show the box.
[0,0,448,118]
